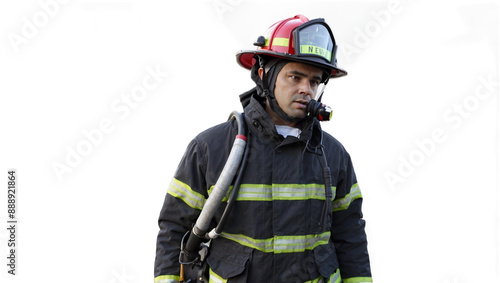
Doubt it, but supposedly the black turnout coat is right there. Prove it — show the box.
[155,96,372,283]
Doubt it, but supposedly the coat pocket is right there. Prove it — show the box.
[207,239,252,280]
[313,241,339,279]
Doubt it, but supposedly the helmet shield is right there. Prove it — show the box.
[293,19,336,64]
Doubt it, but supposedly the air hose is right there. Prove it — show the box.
[180,111,248,267]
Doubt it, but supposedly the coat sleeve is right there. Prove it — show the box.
[154,138,209,282]
[331,150,372,283]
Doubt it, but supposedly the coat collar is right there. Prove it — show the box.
[243,95,322,146]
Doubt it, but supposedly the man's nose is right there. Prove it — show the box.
[298,80,314,97]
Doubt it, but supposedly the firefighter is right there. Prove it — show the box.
[155,15,372,283]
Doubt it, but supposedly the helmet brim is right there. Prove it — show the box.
[236,50,348,78]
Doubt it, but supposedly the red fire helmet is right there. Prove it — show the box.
[236,15,347,78]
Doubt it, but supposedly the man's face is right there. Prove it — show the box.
[261,62,324,126]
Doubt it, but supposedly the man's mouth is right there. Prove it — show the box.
[294,100,308,109]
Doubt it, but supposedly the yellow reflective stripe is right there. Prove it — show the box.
[268,37,289,47]
[236,184,335,201]
[220,231,330,253]
[273,184,327,200]
[305,276,321,283]
[343,277,373,283]
[332,183,362,212]
[208,185,233,202]
[167,178,206,210]
[329,268,342,283]
[209,268,228,283]
[236,184,271,201]
[154,275,180,283]
[299,45,332,61]
[305,268,341,283]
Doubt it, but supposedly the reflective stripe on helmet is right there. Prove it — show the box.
[269,37,290,47]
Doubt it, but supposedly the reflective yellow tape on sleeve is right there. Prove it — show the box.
[342,277,373,283]
[220,231,330,253]
[332,183,362,212]
[154,275,180,283]
[167,178,206,210]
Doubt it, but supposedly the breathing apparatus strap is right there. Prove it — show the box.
[315,76,330,102]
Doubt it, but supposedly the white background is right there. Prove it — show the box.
[0,0,498,282]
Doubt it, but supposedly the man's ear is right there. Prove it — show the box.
[258,68,264,80]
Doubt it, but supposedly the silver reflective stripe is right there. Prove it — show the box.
[329,268,341,283]
[236,184,335,201]
[305,268,341,283]
[332,183,362,211]
[220,231,330,253]
[342,277,373,283]
[209,268,227,283]
[167,178,206,210]
[208,185,233,202]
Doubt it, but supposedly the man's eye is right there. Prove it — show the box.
[311,80,320,87]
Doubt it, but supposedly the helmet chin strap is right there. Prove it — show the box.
[267,94,304,124]
[258,56,306,125]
